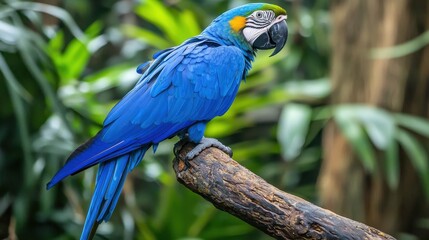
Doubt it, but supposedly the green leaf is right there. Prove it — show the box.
[0,50,32,101]
[47,31,66,79]
[335,105,396,150]
[179,10,201,37]
[82,63,136,84]
[358,107,396,150]
[18,38,73,134]
[47,30,64,53]
[135,0,181,44]
[0,54,33,186]
[284,78,331,100]
[9,1,85,41]
[394,113,429,138]
[134,0,202,46]
[334,107,376,172]
[371,30,429,59]
[385,139,400,190]
[277,103,312,160]
[312,106,333,121]
[395,129,429,198]
[122,24,171,50]
[0,21,21,47]
[62,21,102,82]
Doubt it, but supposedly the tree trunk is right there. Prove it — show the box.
[318,0,429,237]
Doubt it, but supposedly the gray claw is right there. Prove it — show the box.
[186,137,233,160]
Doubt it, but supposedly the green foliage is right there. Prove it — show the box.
[283,103,429,195]
[371,30,429,59]
[0,1,82,234]
[123,0,201,49]
[48,21,103,83]
[395,129,429,197]
[277,103,312,160]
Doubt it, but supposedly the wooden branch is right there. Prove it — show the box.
[173,143,396,240]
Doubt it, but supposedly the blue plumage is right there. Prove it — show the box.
[47,3,287,239]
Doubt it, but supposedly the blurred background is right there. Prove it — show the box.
[1,0,428,239]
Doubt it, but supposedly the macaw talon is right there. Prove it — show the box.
[186,137,233,161]
[173,138,192,170]
[174,137,233,170]
[173,138,187,158]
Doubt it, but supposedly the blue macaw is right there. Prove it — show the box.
[47,3,288,239]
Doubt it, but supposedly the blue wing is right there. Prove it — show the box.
[47,38,246,188]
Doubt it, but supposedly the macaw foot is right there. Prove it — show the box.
[174,137,232,170]
[174,138,193,169]
[187,137,233,160]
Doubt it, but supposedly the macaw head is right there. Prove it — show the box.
[202,3,288,57]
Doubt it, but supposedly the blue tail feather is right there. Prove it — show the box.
[80,147,149,240]
[46,134,135,190]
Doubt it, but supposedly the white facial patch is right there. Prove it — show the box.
[243,14,287,45]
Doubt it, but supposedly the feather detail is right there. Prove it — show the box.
[80,147,148,240]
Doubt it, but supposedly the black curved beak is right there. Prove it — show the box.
[252,17,288,57]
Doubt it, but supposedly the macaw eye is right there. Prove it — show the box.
[255,11,263,19]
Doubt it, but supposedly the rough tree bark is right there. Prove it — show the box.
[174,143,396,240]
[319,0,429,237]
